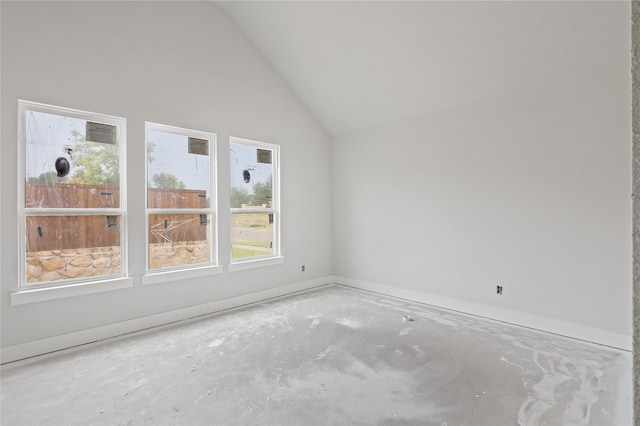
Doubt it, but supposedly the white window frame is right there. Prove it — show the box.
[142,122,221,285]
[228,136,282,272]
[15,100,130,297]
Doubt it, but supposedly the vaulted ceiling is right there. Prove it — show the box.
[218,1,628,137]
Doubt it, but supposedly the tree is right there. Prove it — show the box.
[231,186,250,208]
[28,171,61,183]
[69,130,120,186]
[147,141,155,164]
[251,175,272,207]
[151,172,185,189]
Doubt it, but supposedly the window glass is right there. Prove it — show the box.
[231,212,274,259]
[230,139,278,262]
[147,130,210,208]
[20,101,125,288]
[25,215,121,284]
[146,124,215,272]
[25,110,120,208]
[148,214,211,270]
[230,143,273,208]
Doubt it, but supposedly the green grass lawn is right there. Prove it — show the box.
[232,239,272,248]
[231,247,273,259]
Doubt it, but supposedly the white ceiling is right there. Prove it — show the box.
[218,1,628,138]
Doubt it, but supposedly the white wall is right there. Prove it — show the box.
[1,0,632,360]
[1,1,332,355]
[333,54,632,346]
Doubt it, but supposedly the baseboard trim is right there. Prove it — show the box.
[1,277,332,365]
[3,275,630,365]
[333,276,632,351]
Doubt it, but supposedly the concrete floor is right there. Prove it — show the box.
[0,285,632,425]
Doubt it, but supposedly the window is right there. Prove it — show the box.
[19,101,126,289]
[145,123,217,274]
[230,137,280,264]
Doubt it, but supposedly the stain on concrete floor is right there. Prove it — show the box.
[0,286,632,425]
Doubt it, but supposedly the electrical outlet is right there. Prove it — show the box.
[497,285,503,295]
[301,265,306,272]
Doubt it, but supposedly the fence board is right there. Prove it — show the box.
[25,183,207,251]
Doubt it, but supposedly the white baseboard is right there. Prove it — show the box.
[333,276,632,351]
[3,275,630,365]
[1,277,332,365]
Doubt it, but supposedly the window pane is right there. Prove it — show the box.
[230,143,273,208]
[147,130,211,208]
[25,215,122,285]
[148,214,211,270]
[25,110,120,208]
[231,213,274,259]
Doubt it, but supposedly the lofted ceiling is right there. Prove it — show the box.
[217,1,628,138]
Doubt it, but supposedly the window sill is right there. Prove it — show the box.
[11,277,134,306]
[142,265,224,286]
[228,256,285,272]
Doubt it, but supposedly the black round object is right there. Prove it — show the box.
[243,169,251,183]
[55,157,70,177]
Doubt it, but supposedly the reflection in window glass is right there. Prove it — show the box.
[230,138,279,262]
[146,123,215,272]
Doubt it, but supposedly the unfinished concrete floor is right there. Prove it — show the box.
[0,285,632,425]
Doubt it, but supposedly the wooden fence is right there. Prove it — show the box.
[25,182,207,251]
